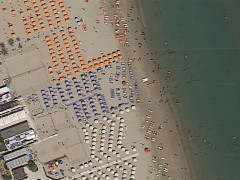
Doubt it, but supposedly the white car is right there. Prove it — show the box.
[141,77,149,83]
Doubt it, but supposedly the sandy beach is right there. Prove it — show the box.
[0,0,193,179]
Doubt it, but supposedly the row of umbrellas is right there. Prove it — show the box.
[59,30,81,75]
[40,0,56,27]
[67,27,88,73]
[97,94,110,115]
[89,50,123,71]
[89,71,102,92]
[56,0,70,23]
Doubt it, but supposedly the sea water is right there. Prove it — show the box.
[138,0,240,179]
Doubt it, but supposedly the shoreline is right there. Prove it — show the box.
[110,0,195,179]
[134,0,195,179]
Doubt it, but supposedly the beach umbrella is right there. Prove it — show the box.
[125,107,130,112]
[11,33,16,38]
[122,81,127,86]
[52,79,57,84]
[71,167,75,172]
[144,148,150,153]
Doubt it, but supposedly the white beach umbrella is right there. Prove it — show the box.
[100,142,104,146]
[94,119,99,123]
[92,141,96,145]
[117,144,122,148]
[102,124,106,129]
[93,176,98,180]
[82,176,86,180]
[95,157,99,161]
[116,116,121,120]
[102,134,106,138]
[107,119,111,123]
[101,129,106,134]
[125,149,130,154]
[98,159,103,163]
[92,137,97,141]
[122,173,127,178]
[130,174,135,179]
[121,147,126,151]
[102,172,106,177]
[132,147,137,152]
[89,125,93,130]
[108,143,113,147]
[110,126,115,130]
[128,163,133,168]
[119,109,124,114]
[132,166,137,170]
[110,169,115,174]
[103,116,107,121]
[85,123,89,127]
[120,118,125,122]
[107,156,111,160]
[116,152,120,157]
[93,127,97,132]
[82,128,86,132]
[123,169,127,173]
[90,173,94,177]
[98,170,102,175]
[119,132,123,136]
[108,147,112,152]
[119,166,123,171]
[131,105,136,110]
[133,157,138,162]
[109,134,114,139]
[114,172,119,177]
[80,164,84,169]
[112,150,116,154]
[106,167,111,172]
[85,139,90,143]
[131,170,135,174]
[119,127,124,131]
[90,154,95,158]
[100,146,104,151]
[111,121,116,126]
[71,167,75,172]
[125,107,130,112]
[106,175,110,180]
[117,140,122,144]
[88,161,92,165]
[111,113,116,117]
[99,150,104,155]
[84,162,88,167]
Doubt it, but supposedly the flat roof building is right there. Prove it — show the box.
[12,167,28,180]
[0,121,30,139]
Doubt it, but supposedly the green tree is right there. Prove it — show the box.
[18,43,22,49]
[8,38,14,46]
[26,161,38,172]
[1,48,8,56]
[0,42,5,49]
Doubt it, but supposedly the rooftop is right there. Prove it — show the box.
[0,121,30,139]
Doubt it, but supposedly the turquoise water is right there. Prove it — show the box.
[138,0,240,179]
